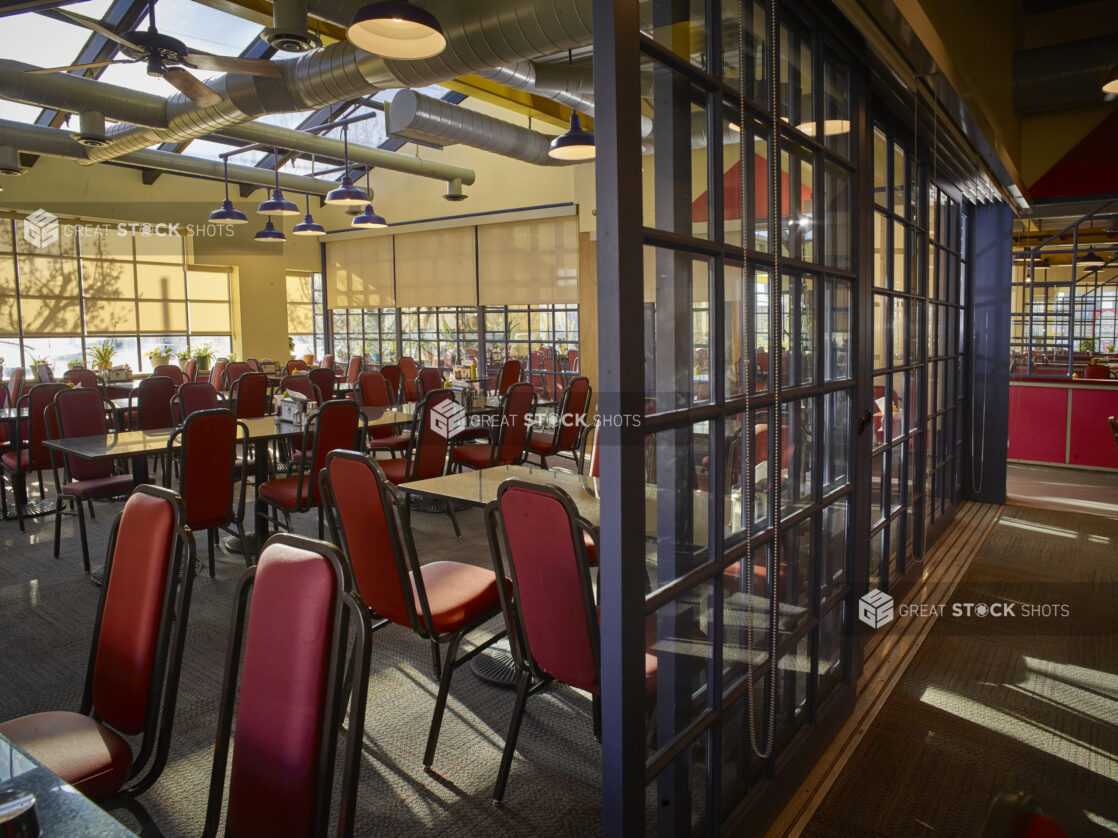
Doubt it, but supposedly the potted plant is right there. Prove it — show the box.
[176,349,191,370]
[288,336,295,357]
[146,344,173,369]
[303,350,315,367]
[67,357,85,370]
[89,339,116,371]
[30,356,50,375]
[192,342,216,373]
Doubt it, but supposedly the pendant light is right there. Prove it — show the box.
[1103,65,1118,95]
[208,158,249,224]
[548,51,595,161]
[351,169,387,228]
[254,216,286,242]
[257,147,300,215]
[292,157,326,236]
[325,124,369,205]
[347,0,446,60]
[1078,250,1106,267]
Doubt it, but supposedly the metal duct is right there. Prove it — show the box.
[0,119,335,195]
[1013,34,1118,114]
[0,59,473,183]
[387,90,569,166]
[476,61,596,116]
[77,0,593,164]
[532,61,595,97]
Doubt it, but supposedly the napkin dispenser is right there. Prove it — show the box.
[279,391,308,423]
[103,365,132,383]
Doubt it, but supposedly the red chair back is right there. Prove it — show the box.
[1083,364,1110,379]
[286,359,309,374]
[175,382,219,423]
[7,367,25,404]
[398,356,420,402]
[408,389,455,481]
[309,367,335,401]
[496,359,521,395]
[380,364,402,403]
[555,377,591,452]
[344,356,362,384]
[21,383,67,469]
[208,359,228,391]
[153,365,185,387]
[356,371,392,408]
[209,535,368,838]
[183,358,198,382]
[321,354,335,370]
[230,372,268,419]
[283,375,321,403]
[297,400,360,507]
[135,376,176,431]
[493,382,535,466]
[53,388,114,481]
[246,358,260,372]
[491,482,599,693]
[321,452,416,629]
[225,362,252,387]
[171,409,242,530]
[417,367,442,397]
[63,368,100,390]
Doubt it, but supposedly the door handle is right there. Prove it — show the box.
[857,409,873,435]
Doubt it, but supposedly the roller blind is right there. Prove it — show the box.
[395,227,477,307]
[477,217,578,305]
[325,236,395,308]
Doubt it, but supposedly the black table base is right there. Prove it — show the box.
[1,497,60,522]
[471,650,519,687]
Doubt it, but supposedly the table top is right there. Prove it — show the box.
[0,732,133,836]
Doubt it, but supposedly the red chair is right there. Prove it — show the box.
[166,409,250,576]
[380,364,402,403]
[208,359,229,392]
[201,534,370,838]
[355,371,392,409]
[257,400,363,538]
[130,375,176,431]
[321,353,335,371]
[286,359,309,375]
[320,451,503,770]
[48,388,134,570]
[398,356,420,403]
[153,364,185,387]
[1083,364,1110,379]
[417,366,442,397]
[224,361,252,388]
[309,367,336,401]
[494,359,521,395]
[7,367,25,404]
[230,372,268,419]
[485,480,655,803]
[344,356,362,384]
[282,374,322,403]
[63,367,102,391]
[182,358,198,383]
[451,382,535,471]
[527,376,591,469]
[171,381,220,425]
[1,382,67,529]
[0,485,196,801]
[245,358,260,372]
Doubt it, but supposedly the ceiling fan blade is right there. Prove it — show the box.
[184,52,282,79]
[41,8,143,52]
[163,68,223,107]
[25,59,134,75]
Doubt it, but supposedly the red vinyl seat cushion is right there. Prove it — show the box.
[410,561,500,634]
[60,474,134,499]
[369,433,410,451]
[258,476,313,509]
[0,711,132,800]
[1,449,30,472]
[451,444,497,469]
[528,430,556,454]
[377,458,409,485]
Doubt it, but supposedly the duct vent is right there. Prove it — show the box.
[263,0,321,52]
[0,145,22,176]
[71,111,108,147]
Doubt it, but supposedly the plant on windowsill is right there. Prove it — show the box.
[146,344,174,369]
[192,342,216,373]
[288,336,295,357]
[89,339,117,372]
[176,349,191,370]
[67,357,85,370]
[30,356,50,376]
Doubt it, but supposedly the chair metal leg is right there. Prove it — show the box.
[207,529,215,578]
[592,693,601,741]
[493,668,532,804]
[15,471,26,532]
[539,455,548,470]
[37,470,44,498]
[52,496,64,559]
[445,502,461,537]
[76,497,90,573]
[236,522,252,567]
[317,506,324,539]
[430,641,442,679]
[88,499,95,519]
[423,632,465,768]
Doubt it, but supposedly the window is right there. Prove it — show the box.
[286,271,324,359]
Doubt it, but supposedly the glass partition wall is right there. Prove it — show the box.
[595,0,970,832]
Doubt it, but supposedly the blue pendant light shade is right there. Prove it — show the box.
[292,193,325,236]
[347,1,446,60]
[351,170,387,228]
[209,158,249,224]
[258,147,300,215]
[324,125,369,205]
[254,217,286,242]
[548,113,596,161]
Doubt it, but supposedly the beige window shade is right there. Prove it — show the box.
[18,256,80,298]
[189,301,231,333]
[325,237,395,308]
[395,227,477,307]
[288,304,313,334]
[286,273,314,304]
[188,267,230,301]
[0,295,18,337]
[20,298,82,334]
[81,230,134,261]
[138,300,187,332]
[137,263,186,299]
[0,254,15,295]
[133,233,183,264]
[477,217,578,305]
[85,299,138,333]
[82,260,136,298]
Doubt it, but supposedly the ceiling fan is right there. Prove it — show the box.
[29,3,282,107]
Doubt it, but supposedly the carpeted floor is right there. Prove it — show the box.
[0,483,603,836]
[802,504,1118,837]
